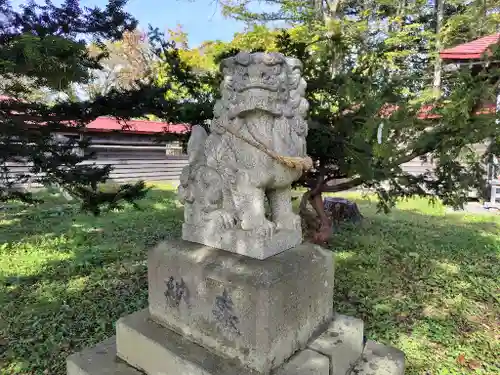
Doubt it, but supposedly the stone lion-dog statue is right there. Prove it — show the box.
[178,52,312,259]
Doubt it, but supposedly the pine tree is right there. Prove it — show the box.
[0,0,198,214]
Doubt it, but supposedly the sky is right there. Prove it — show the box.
[11,0,249,47]
[121,0,246,46]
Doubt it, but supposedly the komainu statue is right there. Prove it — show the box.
[178,52,312,259]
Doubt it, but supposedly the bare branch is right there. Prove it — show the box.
[319,176,364,193]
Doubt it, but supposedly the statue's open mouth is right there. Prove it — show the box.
[229,101,282,119]
[235,108,278,118]
[236,83,280,93]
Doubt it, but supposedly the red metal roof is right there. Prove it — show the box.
[1,103,189,136]
[378,104,442,119]
[86,117,190,135]
[1,95,189,134]
[440,33,500,60]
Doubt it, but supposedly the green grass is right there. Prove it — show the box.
[1,185,499,375]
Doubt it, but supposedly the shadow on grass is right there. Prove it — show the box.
[0,188,182,374]
[0,191,498,375]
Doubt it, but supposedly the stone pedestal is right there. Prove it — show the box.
[67,239,405,375]
[148,240,333,373]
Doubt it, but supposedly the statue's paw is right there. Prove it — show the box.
[207,210,237,229]
[219,211,237,229]
[255,220,276,238]
[275,214,301,231]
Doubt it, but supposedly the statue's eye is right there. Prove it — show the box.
[236,66,246,76]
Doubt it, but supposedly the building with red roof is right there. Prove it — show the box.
[440,33,500,60]
[439,33,500,205]
[1,95,190,186]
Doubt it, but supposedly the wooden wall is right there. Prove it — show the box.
[85,133,187,184]
[2,132,188,190]
[399,142,491,177]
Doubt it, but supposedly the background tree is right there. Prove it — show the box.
[178,0,500,242]
[84,29,157,99]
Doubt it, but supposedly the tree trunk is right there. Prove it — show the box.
[299,191,363,244]
[433,0,444,95]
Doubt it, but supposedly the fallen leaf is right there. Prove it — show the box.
[468,360,482,370]
[456,354,466,366]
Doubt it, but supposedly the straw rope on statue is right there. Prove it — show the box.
[221,125,314,173]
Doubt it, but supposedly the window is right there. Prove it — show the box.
[165,141,185,156]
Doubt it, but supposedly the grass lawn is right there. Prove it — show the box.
[0,184,499,375]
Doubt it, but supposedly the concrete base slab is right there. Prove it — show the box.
[148,239,334,373]
[66,311,404,375]
[69,309,329,375]
[308,313,364,375]
[274,349,330,375]
[350,340,405,375]
[66,337,142,375]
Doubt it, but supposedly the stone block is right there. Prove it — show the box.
[273,350,330,375]
[67,336,142,375]
[308,313,364,375]
[351,340,405,375]
[182,223,302,260]
[148,239,334,373]
[116,309,329,375]
[116,309,258,375]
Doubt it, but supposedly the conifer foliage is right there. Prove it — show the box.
[0,0,193,213]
